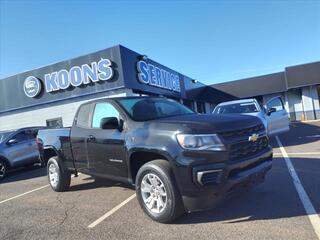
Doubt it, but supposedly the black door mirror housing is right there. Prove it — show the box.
[7,139,18,145]
[100,117,120,130]
[267,107,277,116]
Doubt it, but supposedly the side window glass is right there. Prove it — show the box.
[13,131,29,143]
[92,103,120,128]
[266,98,284,111]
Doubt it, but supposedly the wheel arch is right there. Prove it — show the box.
[128,149,174,184]
[0,155,11,169]
[42,146,60,165]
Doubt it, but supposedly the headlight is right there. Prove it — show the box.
[176,134,225,151]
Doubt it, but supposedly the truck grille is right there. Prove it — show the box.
[229,136,269,161]
[220,124,269,161]
[220,124,265,141]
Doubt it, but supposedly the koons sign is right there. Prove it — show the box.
[137,60,181,92]
[23,58,114,98]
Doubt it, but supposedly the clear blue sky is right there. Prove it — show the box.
[0,0,319,84]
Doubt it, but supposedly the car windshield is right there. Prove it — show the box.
[117,98,194,121]
[0,132,11,143]
[214,102,259,114]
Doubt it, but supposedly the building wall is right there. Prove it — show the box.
[0,89,133,131]
[260,85,320,121]
[286,89,303,121]
[311,85,320,119]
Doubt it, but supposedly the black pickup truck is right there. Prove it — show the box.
[37,97,273,223]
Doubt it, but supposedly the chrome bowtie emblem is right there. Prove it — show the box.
[248,133,259,142]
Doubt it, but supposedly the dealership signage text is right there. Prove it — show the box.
[23,58,113,98]
[137,60,181,92]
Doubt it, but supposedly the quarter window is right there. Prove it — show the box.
[92,103,120,128]
[76,104,93,128]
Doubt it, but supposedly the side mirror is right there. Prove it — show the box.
[267,107,277,116]
[7,139,18,145]
[100,117,120,130]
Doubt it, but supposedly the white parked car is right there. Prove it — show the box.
[213,97,290,136]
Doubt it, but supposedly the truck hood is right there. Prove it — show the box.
[153,113,262,134]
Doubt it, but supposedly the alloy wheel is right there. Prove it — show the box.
[141,173,167,214]
[48,163,59,188]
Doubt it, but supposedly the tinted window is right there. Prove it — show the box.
[76,104,93,128]
[266,98,284,111]
[117,98,194,121]
[214,103,259,114]
[92,103,120,128]
[13,131,31,143]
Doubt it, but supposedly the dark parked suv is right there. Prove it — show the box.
[37,97,273,223]
[0,127,44,180]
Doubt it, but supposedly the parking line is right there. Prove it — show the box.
[0,184,50,204]
[0,173,80,205]
[88,193,136,228]
[273,152,320,156]
[276,136,320,239]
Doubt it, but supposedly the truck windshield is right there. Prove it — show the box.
[117,98,194,121]
[0,132,11,143]
[214,102,259,114]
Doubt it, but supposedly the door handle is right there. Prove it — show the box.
[87,135,95,141]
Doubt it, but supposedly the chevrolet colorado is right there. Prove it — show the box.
[37,97,273,223]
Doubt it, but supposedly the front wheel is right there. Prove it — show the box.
[135,160,185,223]
[47,157,71,192]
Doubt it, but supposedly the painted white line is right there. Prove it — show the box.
[273,152,320,156]
[0,173,80,204]
[276,136,320,239]
[88,193,136,228]
[0,184,50,204]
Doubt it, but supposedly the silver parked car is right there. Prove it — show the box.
[213,97,290,136]
[0,127,44,180]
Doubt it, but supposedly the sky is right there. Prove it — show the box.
[0,0,319,85]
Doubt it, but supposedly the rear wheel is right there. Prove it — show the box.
[0,159,8,180]
[47,157,71,192]
[135,159,185,223]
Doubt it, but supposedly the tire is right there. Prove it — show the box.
[47,157,71,192]
[135,159,185,223]
[0,159,8,180]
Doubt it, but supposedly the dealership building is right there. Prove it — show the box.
[212,61,320,121]
[1,45,319,131]
[0,45,235,131]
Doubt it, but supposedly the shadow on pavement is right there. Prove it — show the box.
[273,121,320,147]
[1,165,46,184]
[68,176,135,192]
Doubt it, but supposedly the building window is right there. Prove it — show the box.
[196,102,206,113]
[46,118,63,128]
[183,99,194,111]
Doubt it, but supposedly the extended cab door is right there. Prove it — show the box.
[71,103,95,173]
[86,101,128,181]
[265,97,290,136]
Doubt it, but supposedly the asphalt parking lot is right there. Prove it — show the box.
[0,121,319,240]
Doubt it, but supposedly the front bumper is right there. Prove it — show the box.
[176,148,273,212]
